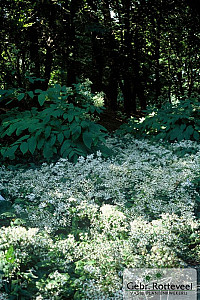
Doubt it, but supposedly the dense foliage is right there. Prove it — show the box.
[1,0,200,113]
[118,98,200,142]
[0,82,111,163]
[0,137,200,299]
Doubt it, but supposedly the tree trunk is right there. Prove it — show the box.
[134,27,146,110]
[28,24,41,91]
[67,0,81,86]
[121,0,137,114]
[154,18,161,108]
[101,0,118,110]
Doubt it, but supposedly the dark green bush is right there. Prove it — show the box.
[0,83,111,162]
[117,98,200,142]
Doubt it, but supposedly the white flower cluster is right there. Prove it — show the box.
[36,270,70,298]
[0,293,8,300]
[0,136,199,298]
[0,226,54,284]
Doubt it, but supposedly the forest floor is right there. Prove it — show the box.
[0,134,200,299]
[98,108,125,132]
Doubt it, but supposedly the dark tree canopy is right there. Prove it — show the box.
[1,0,200,114]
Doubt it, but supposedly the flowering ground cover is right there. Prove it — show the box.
[0,135,200,299]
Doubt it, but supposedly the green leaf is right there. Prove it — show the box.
[20,142,28,154]
[63,113,68,120]
[57,132,64,144]
[28,136,37,154]
[4,145,18,158]
[64,130,70,138]
[193,130,200,141]
[90,123,107,133]
[17,93,25,101]
[82,131,93,149]
[156,132,167,140]
[15,127,23,136]
[68,114,74,123]
[38,93,46,106]
[3,123,18,136]
[51,110,62,117]
[180,124,186,131]
[62,147,71,158]
[45,126,51,139]
[74,142,88,156]
[5,246,15,263]
[75,116,80,122]
[61,140,71,155]
[52,147,57,154]
[17,135,30,142]
[42,115,51,124]
[68,150,75,161]
[98,144,113,158]
[27,91,34,99]
[35,129,43,138]
[43,142,53,159]
[81,120,89,129]
[184,125,194,139]
[49,119,60,127]
[176,131,184,142]
[72,126,81,141]
[72,153,78,163]
[13,218,25,225]
[169,128,179,141]
[50,134,56,146]
[37,138,45,150]
[90,106,95,113]
[28,122,42,133]
[35,89,43,93]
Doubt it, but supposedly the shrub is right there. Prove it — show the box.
[0,83,111,162]
[117,98,200,142]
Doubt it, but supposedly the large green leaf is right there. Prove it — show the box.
[169,127,181,141]
[17,93,25,101]
[28,136,37,154]
[35,129,43,138]
[20,142,29,154]
[42,115,51,124]
[35,89,43,93]
[27,91,34,99]
[37,138,45,150]
[50,134,56,146]
[82,131,93,149]
[45,126,51,139]
[63,130,70,138]
[80,120,89,129]
[68,150,76,161]
[97,144,113,158]
[51,110,62,117]
[72,126,81,141]
[62,147,71,158]
[61,140,71,156]
[193,130,200,141]
[43,142,53,159]
[63,113,69,120]
[3,123,18,136]
[68,113,74,123]
[57,132,64,144]
[4,145,18,158]
[90,123,107,133]
[184,125,194,140]
[38,93,46,106]
[17,135,30,142]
